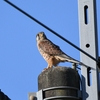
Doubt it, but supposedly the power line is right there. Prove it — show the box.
[4,0,99,63]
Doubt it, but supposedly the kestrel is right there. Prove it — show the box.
[36,32,84,70]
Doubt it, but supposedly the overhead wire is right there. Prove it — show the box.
[4,0,99,63]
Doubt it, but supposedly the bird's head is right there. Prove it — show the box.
[36,32,47,41]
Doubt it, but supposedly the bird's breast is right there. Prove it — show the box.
[38,47,51,61]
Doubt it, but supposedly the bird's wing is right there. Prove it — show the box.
[38,39,63,55]
[38,39,80,64]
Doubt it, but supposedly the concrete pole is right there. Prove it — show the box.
[38,66,81,100]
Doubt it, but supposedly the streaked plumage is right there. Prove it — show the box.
[36,32,83,70]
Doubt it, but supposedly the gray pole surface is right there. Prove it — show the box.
[78,0,99,100]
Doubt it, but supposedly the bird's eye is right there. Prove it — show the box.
[40,33,43,37]
[41,32,43,35]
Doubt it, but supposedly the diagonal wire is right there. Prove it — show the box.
[4,0,99,63]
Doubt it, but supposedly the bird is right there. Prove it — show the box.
[36,32,85,70]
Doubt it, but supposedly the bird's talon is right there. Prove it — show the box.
[42,66,53,72]
[42,67,49,72]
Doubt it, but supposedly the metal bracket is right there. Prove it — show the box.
[28,86,82,100]
[78,0,99,100]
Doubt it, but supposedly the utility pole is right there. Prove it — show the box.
[4,0,99,100]
[28,67,81,100]
[78,0,99,100]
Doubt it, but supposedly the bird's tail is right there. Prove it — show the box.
[56,54,91,69]
[56,54,80,64]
